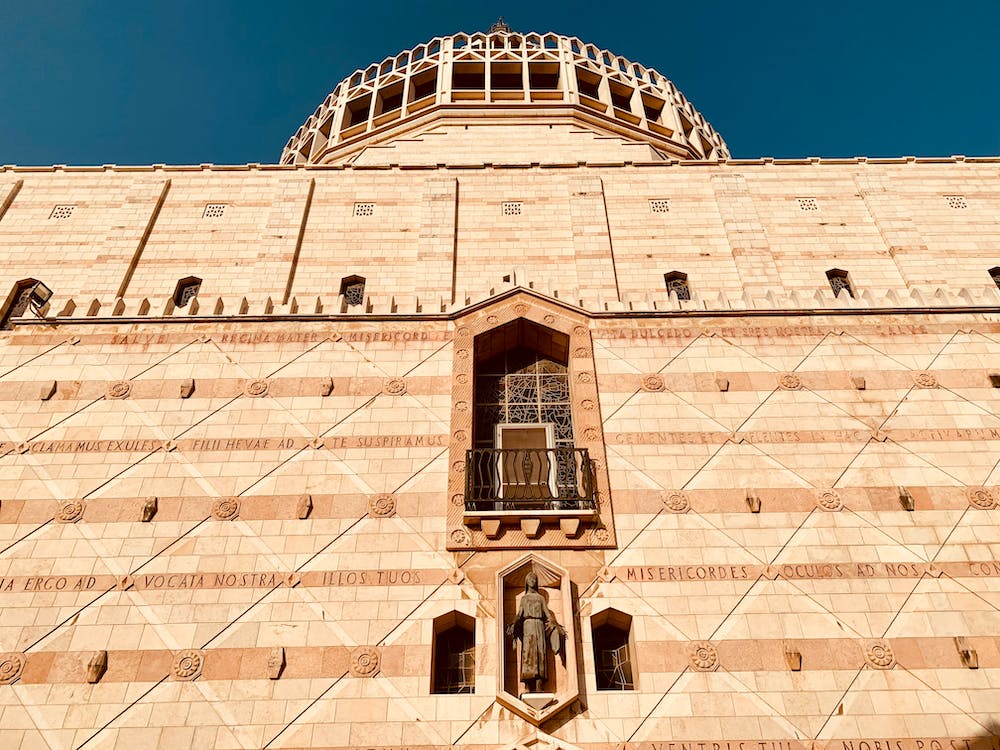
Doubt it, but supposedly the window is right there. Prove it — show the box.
[946,195,968,209]
[203,204,226,219]
[663,271,690,300]
[989,267,1000,290]
[1,279,45,330]
[432,612,475,694]
[49,205,75,220]
[502,201,522,216]
[575,68,601,100]
[797,197,819,212]
[340,275,366,307]
[649,199,670,214]
[592,609,634,691]
[353,202,375,217]
[826,268,854,298]
[173,276,202,308]
[467,319,594,512]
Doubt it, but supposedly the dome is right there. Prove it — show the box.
[281,22,729,165]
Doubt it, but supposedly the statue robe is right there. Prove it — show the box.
[513,590,553,682]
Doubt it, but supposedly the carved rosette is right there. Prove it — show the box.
[641,374,665,392]
[912,371,937,388]
[572,325,588,337]
[576,371,594,384]
[0,652,25,684]
[513,303,529,316]
[107,381,132,399]
[583,427,600,442]
[688,641,720,671]
[543,314,556,325]
[589,527,610,544]
[454,401,469,412]
[778,373,802,391]
[350,647,381,677]
[56,500,85,523]
[864,640,895,669]
[369,494,396,517]
[450,493,465,507]
[383,378,407,396]
[661,491,690,513]
[966,487,996,510]
[573,347,591,358]
[212,497,240,520]
[244,379,269,397]
[450,527,472,546]
[172,649,204,680]
[580,399,597,412]
[486,315,500,325]
[816,490,843,512]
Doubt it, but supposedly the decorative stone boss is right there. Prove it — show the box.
[506,571,566,694]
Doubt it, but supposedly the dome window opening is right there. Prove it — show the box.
[340,275,366,308]
[826,269,854,299]
[528,62,560,93]
[342,94,372,134]
[989,267,1000,290]
[575,68,602,103]
[452,62,485,97]
[609,81,638,123]
[409,68,438,107]
[642,95,665,126]
[664,271,690,301]
[375,82,404,123]
[173,277,202,308]
[490,62,524,95]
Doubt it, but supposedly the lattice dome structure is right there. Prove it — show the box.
[282,22,729,164]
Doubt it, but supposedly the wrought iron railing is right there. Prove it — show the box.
[464,447,596,511]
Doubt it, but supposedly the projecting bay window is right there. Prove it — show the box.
[464,319,595,518]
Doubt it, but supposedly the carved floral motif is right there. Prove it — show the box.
[662,491,690,513]
[967,487,996,510]
[212,497,240,520]
[450,527,472,546]
[688,641,719,671]
[107,381,132,399]
[244,379,269,397]
[56,500,85,523]
[865,640,895,669]
[513,303,529,315]
[576,371,594,384]
[912,372,937,388]
[0,653,25,684]
[369,494,396,517]
[172,649,204,680]
[778,374,802,391]
[816,490,843,511]
[350,647,381,677]
[642,374,665,392]
[383,378,407,396]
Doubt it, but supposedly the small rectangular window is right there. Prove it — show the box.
[826,269,854,298]
[502,201,522,216]
[49,205,75,220]
[203,204,226,218]
[649,199,670,214]
[353,202,375,217]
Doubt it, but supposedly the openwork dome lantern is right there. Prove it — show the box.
[282,25,728,165]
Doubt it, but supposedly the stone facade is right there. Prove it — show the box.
[2,26,1000,750]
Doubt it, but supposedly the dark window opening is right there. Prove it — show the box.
[173,276,202,308]
[410,69,438,101]
[528,63,559,90]
[452,63,485,90]
[826,269,854,298]
[1,279,44,330]
[342,95,372,130]
[592,610,634,691]
[609,83,633,112]
[491,63,523,90]
[664,271,690,301]
[376,82,404,115]
[340,275,366,307]
[989,267,1000,290]
[575,68,601,100]
[642,95,665,123]
[432,613,475,694]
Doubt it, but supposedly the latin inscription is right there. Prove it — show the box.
[611,428,1000,445]
[623,741,993,750]
[593,324,931,340]
[14,434,446,455]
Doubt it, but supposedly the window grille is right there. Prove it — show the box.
[340,275,366,307]
[593,622,634,690]
[797,197,819,212]
[664,271,690,300]
[353,202,375,217]
[2,282,36,330]
[433,626,475,694]
[49,205,75,220]
[826,269,854,298]
[502,201,522,216]
[649,199,670,214]
[203,204,226,218]
[173,277,202,308]
[946,195,968,209]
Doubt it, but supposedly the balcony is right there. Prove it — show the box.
[464,447,597,525]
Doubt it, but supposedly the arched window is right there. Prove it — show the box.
[663,271,690,300]
[989,267,1000,290]
[591,609,634,690]
[432,612,475,694]
[339,275,366,307]
[467,319,594,512]
[826,268,854,298]
[172,276,202,308]
[1,278,50,330]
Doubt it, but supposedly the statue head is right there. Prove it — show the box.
[524,571,539,592]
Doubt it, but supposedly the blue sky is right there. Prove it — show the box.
[1,1,997,164]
